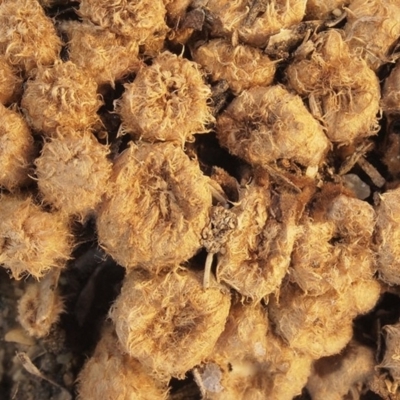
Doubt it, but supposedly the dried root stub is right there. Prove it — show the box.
[206,0,307,47]
[382,60,400,115]
[117,51,214,145]
[0,195,73,280]
[305,0,349,20]
[97,142,212,270]
[0,104,35,192]
[77,323,169,400]
[78,0,168,56]
[21,60,102,136]
[344,0,400,71]
[0,0,61,76]
[60,21,140,88]
[0,56,22,105]
[110,268,231,380]
[35,130,112,220]
[192,39,276,95]
[216,85,329,169]
[286,29,380,145]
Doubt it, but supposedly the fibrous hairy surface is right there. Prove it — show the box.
[110,268,231,380]
[305,0,349,19]
[163,0,191,23]
[0,104,35,192]
[78,0,168,56]
[192,39,276,95]
[381,60,400,114]
[286,29,380,144]
[344,0,400,71]
[21,60,102,136]
[307,341,375,400]
[0,56,22,105]
[96,142,212,271]
[77,324,169,400]
[35,130,112,220]
[118,51,214,145]
[216,85,329,168]
[206,0,307,47]
[380,323,400,384]
[0,0,61,76]
[60,21,140,88]
[0,195,73,280]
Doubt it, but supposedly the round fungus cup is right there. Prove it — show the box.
[21,60,102,136]
[110,268,231,380]
[96,142,212,270]
[117,51,214,145]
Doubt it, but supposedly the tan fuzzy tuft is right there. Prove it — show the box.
[21,60,102,136]
[110,268,231,380]
[163,0,191,23]
[216,85,329,168]
[0,56,22,105]
[0,104,35,192]
[192,39,276,95]
[97,142,212,270]
[78,0,168,56]
[60,20,140,88]
[0,195,73,280]
[305,0,349,20]
[77,324,169,400]
[35,131,112,220]
[0,0,61,75]
[286,29,380,144]
[118,51,214,145]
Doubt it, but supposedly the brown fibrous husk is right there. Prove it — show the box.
[78,0,168,56]
[163,0,191,24]
[206,0,307,47]
[381,60,400,114]
[21,60,102,136]
[109,268,231,380]
[305,0,349,20]
[192,39,276,95]
[77,323,169,400]
[379,323,400,383]
[35,130,112,220]
[286,29,380,144]
[117,51,214,145]
[0,104,35,192]
[0,195,73,280]
[0,0,61,76]
[216,85,329,168]
[60,20,140,88]
[0,56,22,105]
[96,142,212,270]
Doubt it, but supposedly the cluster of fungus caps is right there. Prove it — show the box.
[2,0,400,398]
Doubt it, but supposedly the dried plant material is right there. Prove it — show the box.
[380,323,400,385]
[97,142,212,270]
[342,174,371,200]
[0,195,73,280]
[21,61,102,136]
[382,61,400,114]
[110,268,231,380]
[35,131,112,220]
[307,341,375,400]
[206,0,307,47]
[78,0,168,56]
[118,51,214,145]
[305,0,349,20]
[18,270,63,338]
[192,39,276,95]
[0,0,61,76]
[382,129,400,178]
[0,104,35,192]
[216,85,329,169]
[60,21,140,88]
[344,0,400,71]
[375,187,400,285]
[286,29,380,144]
[0,56,22,105]
[77,324,169,400]
[163,0,191,23]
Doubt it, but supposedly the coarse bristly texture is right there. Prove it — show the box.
[0,195,73,280]
[0,56,22,105]
[77,323,170,400]
[217,85,329,168]
[117,51,214,145]
[286,29,380,144]
[35,130,112,220]
[380,323,400,384]
[0,104,35,192]
[192,39,276,95]
[0,0,61,76]
[305,0,349,20]
[78,0,168,56]
[21,60,102,136]
[96,142,212,271]
[110,268,231,380]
